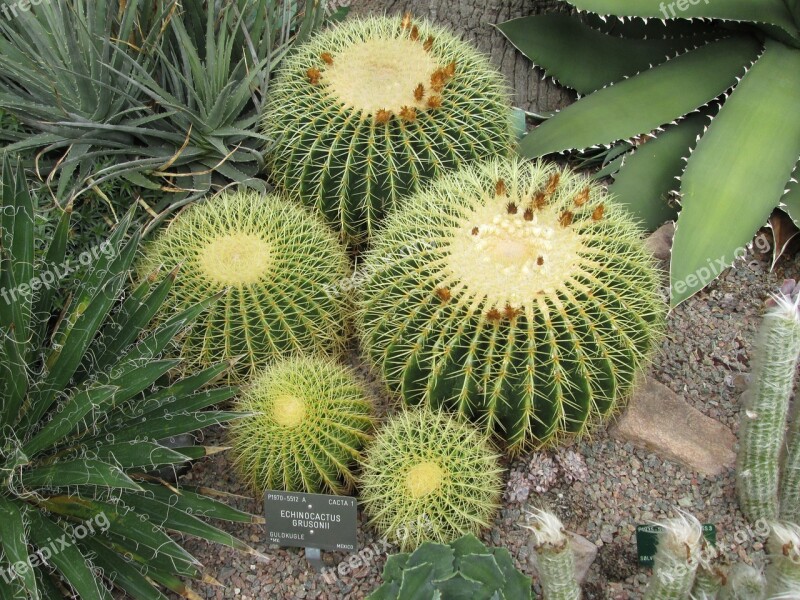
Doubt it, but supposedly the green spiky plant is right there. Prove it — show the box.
[737,291,800,523]
[498,1,800,306]
[643,514,704,600]
[765,522,800,597]
[0,157,263,600]
[523,509,581,600]
[0,0,330,225]
[359,409,503,551]
[229,355,374,495]
[139,189,350,383]
[367,534,532,600]
[357,157,664,451]
[263,14,513,244]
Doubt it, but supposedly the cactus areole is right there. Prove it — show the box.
[263,15,512,244]
[358,158,664,451]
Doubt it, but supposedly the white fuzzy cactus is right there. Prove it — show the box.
[765,522,800,598]
[644,513,704,600]
[523,508,581,600]
[718,563,765,600]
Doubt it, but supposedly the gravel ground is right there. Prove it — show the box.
[167,235,800,600]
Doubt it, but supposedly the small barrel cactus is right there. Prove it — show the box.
[263,14,512,244]
[737,290,800,522]
[367,534,532,599]
[139,190,350,382]
[359,408,503,551]
[229,355,374,494]
[644,513,704,600]
[357,157,664,450]
[765,522,800,597]
[523,509,581,600]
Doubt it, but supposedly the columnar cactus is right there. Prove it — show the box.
[644,514,704,600]
[357,157,664,450]
[263,15,512,244]
[139,190,350,382]
[737,292,800,522]
[692,539,726,598]
[367,534,532,599]
[765,522,800,598]
[229,356,374,494]
[523,509,581,600]
[359,408,503,551]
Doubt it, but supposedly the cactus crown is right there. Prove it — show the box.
[358,157,664,450]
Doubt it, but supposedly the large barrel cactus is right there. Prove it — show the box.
[263,14,512,245]
[357,158,664,450]
[139,190,350,382]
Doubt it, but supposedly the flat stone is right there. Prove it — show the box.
[609,378,736,477]
[645,222,675,263]
[527,531,597,584]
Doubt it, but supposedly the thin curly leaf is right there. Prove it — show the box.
[518,35,761,157]
[497,13,714,94]
[671,40,800,306]
[608,111,710,229]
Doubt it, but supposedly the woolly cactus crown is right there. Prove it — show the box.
[230,355,374,495]
[357,157,664,450]
[359,408,503,551]
[263,14,512,244]
[139,190,350,382]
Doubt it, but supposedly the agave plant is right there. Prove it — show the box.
[0,0,329,229]
[499,1,800,306]
[0,158,261,599]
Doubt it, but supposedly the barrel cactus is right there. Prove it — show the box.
[229,355,374,495]
[367,534,532,599]
[357,157,664,450]
[263,14,512,244]
[139,190,350,382]
[359,409,503,551]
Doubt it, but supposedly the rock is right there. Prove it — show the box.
[645,222,675,263]
[527,531,597,584]
[609,378,736,477]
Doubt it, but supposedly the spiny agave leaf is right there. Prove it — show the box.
[608,110,711,229]
[79,537,170,600]
[0,322,26,429]
[26,510,110,600]
[87,441,192,471]
[94,411,241,445]
[397,563,436,598]
[31,204,70,352]
[458,554,505,591]
[0,495,38,598]
[582,11,718,38]
[671,40,800,306]
[21,458,143,491]
[566,0,800,41]
[780,159,800,229]
[497,14,716,94]
[434,574,485,599]
[136,482,260,524]
[451,534,488,558]
[406,542,455,580]
[518,35,761,157]
[492,547,532,599]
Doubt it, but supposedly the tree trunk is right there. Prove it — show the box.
[347,0,574,113]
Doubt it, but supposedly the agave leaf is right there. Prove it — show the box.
[88,441,192,471]
[397,563,436,599]
[496,14,714,94]
[565,0,800,41]
[518,35,761,157]
[94,411,241,445]
[0,496,38,598]
[459,554,505,591]
[780,159,800,228]
[492,547,532,599]
[26,510,111,600]
[608,110,711,229]
[21,458,143,491]
[137,482,259,524]
[31,205,70,352]
[0,325,27,429]
[79,536,170,600]
[582,11,718,38]
[671,40,800,306]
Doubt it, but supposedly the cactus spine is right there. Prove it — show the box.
[737,293,800,522]
[523,509,581,600]
[229,356,374,494]
[644,514,704,600]
[765,522,800,597]
[780,392,800,522]
[139,190,350,382]
[359,408,503,551]
[357,157,664,450]
[263,15,512,244]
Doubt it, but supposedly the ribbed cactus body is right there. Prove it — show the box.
[263,15,512,244]
[644,515,703,600]
[692,540,725,598]
[524,509,581,600]
[737,295,800,522]
[357,158,664,450]
[765,522,800,597]
[359,409,503,551]
[139,190,350,382]
[229,356,373,494]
